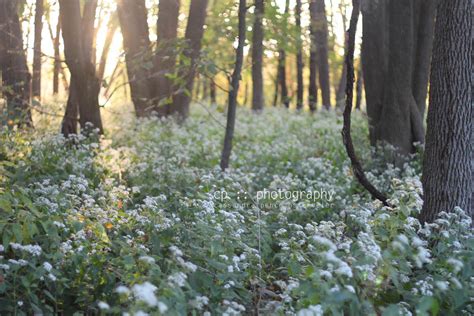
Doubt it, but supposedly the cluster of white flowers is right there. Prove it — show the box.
[10,243,42,256]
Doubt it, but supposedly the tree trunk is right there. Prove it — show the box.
[361,0,430,155]
[308,0,318,112]
[210,79,216,104]
[278,49,289,108]
[251,0,264,111]
[273,71,279,107]
[32,0,43,99]
[355,65,362,110]
[420,0,472,223]
[336,33,348,108]
[361,0,387,145]
[373,0,424,156]
[154,0,180,117]
[313,0,331,109]
[52,20,61,94]
[172,0,208,120]
[62,77,79,136]
[0,0,33,127]
[295,0,304,110]
[59,0,102,135]
[412,0,437,118]
[221,0,246,170]
[117,0,153,117]
[278,0,290,108]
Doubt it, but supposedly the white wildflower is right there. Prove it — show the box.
[132,282,158,306]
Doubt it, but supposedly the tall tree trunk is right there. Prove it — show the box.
[32,0,43,99]
[52,20,61,94]
[278,0,290,108]
[0,0,32,127]
[97,14,119,82]
[251,0,264,111]
[273,71,279,107]
[361,0,387,145]
[374,0,418,154]
[172,0,208,119]
[361,0,430,154]
[420,0,472,223]
[313,0,331,109]
[59,0,102,135]
[355,65,363,110]
[336,33,348,108]
[117,0,152,117]
[373,0,424,156]
[154,0,180,117]
[278,49,289,108]
[308,0,318,112]
[210,79,216,104]
[202,78,208,100]
[412,0,437,118]
[295,0,304,110]
[221,0,246,171]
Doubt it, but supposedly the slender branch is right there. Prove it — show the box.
[341,0,389,206]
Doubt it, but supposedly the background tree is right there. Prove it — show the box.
[0,0,32,127]
[251,0,264,112]
[221,0,246,170]
[117,0,153,117]
[59,0,103,135]
[420,0,472,223]
[276,0,290,108]
[32,0,44,100]
[361,0,436,154]
[308,0,318,112]
[154,0,180,117]
[313,0,331,109]
[295,0,304,110]
[172,0,209,119]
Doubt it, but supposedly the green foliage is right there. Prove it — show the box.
[0,109,472,315]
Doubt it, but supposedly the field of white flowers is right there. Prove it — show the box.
[0,107,472,315]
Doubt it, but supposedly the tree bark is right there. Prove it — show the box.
[172,0,208,120]
[59,0,103,135]
[210,79,217,104]
[32,0,43,99]
[277,49,289,108]
[52,20,61,94]
[154,0,180,117]
[313,0,331,109]
[0,0,33,127]
[355,65,363,110]
[295,0,304,110]
[374,0,424,156]
[361,0,387,145]
[117,0,153,117]
[420,0,472,223]
[336,33,348,108]
[308,0,318,112]
[273,71,279,107]
[412,0,437,118]
[251,0,265,111]
[221,0,246,170]
[278,0,290,108]
[361,0,430,155]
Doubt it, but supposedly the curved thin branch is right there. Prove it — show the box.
[342,0,389,207]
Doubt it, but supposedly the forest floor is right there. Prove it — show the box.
[0,106,472,315]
